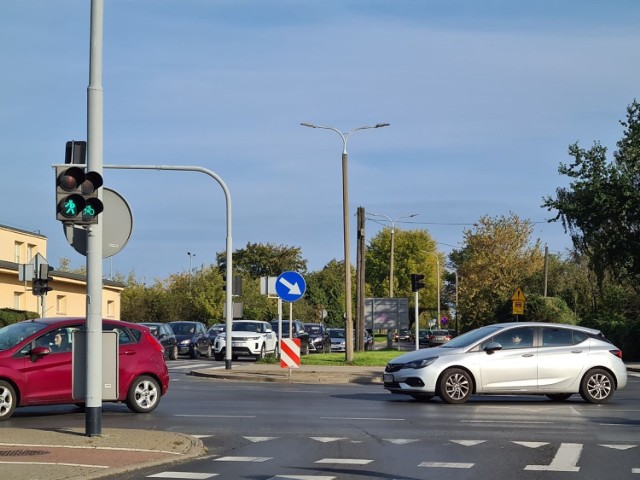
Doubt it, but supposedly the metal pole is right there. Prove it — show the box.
[436,257,441,329]
[414,291,419,350]
[389,224,395,298]
[85,0,104,436]
[300,122,389,362]
[544,244,549,297]
[104,164,233,368]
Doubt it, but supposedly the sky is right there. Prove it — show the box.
[1,1,639,283]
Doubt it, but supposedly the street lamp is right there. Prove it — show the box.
[301,122,390,362]
[367,212,419,298]
[187,252,196,277]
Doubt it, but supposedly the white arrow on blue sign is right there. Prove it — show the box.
[275,271,306,302]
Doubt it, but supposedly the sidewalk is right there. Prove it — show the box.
[0,427,205,480]
[2,362,637,480]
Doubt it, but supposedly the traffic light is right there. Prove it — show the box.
[65,140,87,164]
[32,264,53,296]
[222,275,243,295]
[55,166,104,224]
[411,273,425,292]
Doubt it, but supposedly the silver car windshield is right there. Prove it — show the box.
[0,321,48,351]
[440,325,503,349]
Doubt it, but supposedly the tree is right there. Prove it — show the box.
[450,213,544,329]
[304,259,347,327]
[542,100,640,292]
[366,228,442,327]
[217,242,307,279]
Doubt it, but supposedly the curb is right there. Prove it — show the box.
[88,433,207,479]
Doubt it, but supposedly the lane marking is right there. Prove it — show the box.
[600,444,637,450]
[0,461,108,468]
[525,443,582,472]
[419,462,474,469]
[512,441,549,448]
[147,473,218,479]
[174,414,255,418]
[268,476,336,479]
[310,437,347,443]
[214,456,272,462]
[320,417,404,421]
[451,440,486,446]
[315,458,373,465]
[384,439,420,444]
[244,437,279,443]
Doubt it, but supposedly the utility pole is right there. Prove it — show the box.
[356,207,366,351]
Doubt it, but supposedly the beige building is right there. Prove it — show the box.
[0,224,123,319]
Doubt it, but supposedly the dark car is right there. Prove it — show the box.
[141,322,178,360]
[304,323,331,353]
[0,317,170,421]
[270,319,310,355]
[418,329,431,346]
[207,323,226,344]
[396,329,413,342]
[168,321,211,359]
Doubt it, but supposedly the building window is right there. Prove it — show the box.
[107,300,115,318]
[14,242,23,263]
[14,292,24,310]
[56,295,67,315]
[27,244,36,262]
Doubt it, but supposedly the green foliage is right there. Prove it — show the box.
[0,308,39,327]
[217,242,307,278]
[366,228,442,326]
[543,100,640,291]
[450,213,544,329]
[303,259,347,327]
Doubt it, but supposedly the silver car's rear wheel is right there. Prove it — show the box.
[438,368,472,404]
[580,368,614,404]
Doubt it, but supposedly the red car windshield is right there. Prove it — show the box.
[0,321,48,350]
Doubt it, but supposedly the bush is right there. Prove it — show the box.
[0,308,39,328]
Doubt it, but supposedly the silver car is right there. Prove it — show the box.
[383,322,627,404]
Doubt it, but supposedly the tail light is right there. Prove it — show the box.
[145,331,165,354]
[609,349,623,359]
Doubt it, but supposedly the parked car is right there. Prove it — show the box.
[304,323,331,353]
[140,322,178,360]
[328,328,346,352]
[207,323,226,343]
[418,329,431,347]
[0,317,170,421]
[428,329,453,347]
[395,329,413,342]
[168,321,211,359]
[213,320,278,361]
[269,319,310,355]
[383,322,628,404]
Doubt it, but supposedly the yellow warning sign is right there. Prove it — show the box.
[512,288,525,315]
[511,287,526,301]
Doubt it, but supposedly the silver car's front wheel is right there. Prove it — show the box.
[438,368,472,404]
[580,368,614,404]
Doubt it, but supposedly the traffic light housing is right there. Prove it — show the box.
[222,275,243,295]
[411,273,425,292]
[32,264,53,296]
[55,166,104,224]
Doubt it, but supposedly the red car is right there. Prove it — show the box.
[0,317,170,421]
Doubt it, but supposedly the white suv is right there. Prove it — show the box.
[213,320,278,361]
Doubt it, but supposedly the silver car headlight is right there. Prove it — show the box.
[180,339,191,345]
[405,357,438,369]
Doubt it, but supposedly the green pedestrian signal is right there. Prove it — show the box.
[55,165,103,224]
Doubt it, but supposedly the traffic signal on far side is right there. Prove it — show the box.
[55,166,104,224]
[411,273,425,292]
[33,264,53,296]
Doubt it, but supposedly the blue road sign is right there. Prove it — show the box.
[275,271,306,302]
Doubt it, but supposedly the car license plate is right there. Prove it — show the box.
[383,373,394,383]
[232,342,243,347]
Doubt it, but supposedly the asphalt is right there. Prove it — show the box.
[3,361,638,480]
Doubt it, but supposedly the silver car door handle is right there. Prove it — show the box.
[521,353,535,357]
[571,350,583,354]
